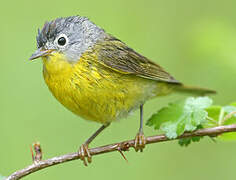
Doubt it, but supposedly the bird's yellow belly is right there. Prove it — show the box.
[42,53,173,124]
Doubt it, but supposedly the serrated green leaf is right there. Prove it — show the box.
[178,125,204,147]
[178,136,203,147]
[146,101,183,130]
[178,138,191,146]
[147,97,212,139]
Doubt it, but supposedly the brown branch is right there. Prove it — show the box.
[6,124,236,180]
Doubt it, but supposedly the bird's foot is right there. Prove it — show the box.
[78,144,92,166]
[134,132,146,152]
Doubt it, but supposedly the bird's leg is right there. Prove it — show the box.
[134,104,146,152]
[78,123,110,166]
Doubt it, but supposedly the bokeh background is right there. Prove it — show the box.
[1,0,236,179]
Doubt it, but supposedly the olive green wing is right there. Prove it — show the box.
[95,35,181,84]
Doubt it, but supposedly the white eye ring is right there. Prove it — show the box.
[55,34,69,47]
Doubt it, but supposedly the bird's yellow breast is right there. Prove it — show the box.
[42,51,172,124]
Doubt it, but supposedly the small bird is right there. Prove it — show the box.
[29,16,215,166]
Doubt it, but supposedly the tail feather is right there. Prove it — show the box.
[174,85,216,96]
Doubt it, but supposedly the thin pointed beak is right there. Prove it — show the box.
[29,48,55,60]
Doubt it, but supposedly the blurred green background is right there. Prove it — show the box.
[1,0,236,179]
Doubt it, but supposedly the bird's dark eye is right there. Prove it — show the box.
[58,37,66,46]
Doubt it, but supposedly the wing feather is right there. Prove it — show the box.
[95,35,181,84]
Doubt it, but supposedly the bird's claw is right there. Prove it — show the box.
[78,144,92,166]
[134,132,146,152]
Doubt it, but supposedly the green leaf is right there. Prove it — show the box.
[223,107,236,124]
[224,105,236,113]
[146,97,212,139]
[205,104,236,126]
[178,125,204,147]
[178,136,203,147]
[0,174,5,180]
[219,104,236,140]
[205,105,222,125]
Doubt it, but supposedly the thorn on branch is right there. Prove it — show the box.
[30,142,42,163]
[118,142,131,151]
[6,124,236,180]
[117,143,130,162]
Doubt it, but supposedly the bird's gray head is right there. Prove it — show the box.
[29,16,106,62]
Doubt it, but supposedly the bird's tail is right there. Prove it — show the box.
[174,85,216,96]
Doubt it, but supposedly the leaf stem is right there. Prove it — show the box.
[206,116,218,124]
[223,111,236,122]
[218,108,225,125]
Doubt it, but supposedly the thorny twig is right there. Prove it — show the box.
[5,124,236,180]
